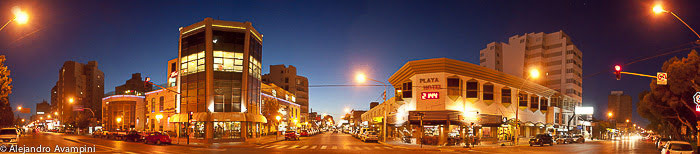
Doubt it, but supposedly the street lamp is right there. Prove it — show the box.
[17,106,21,111]
[652,4,700,40]
[355,72,391,142]
[47,115,51,119]
[275,115,281,139]
[68,97,74,104]
[54,112,58,116]
[608,112,613,118]
[0,6,29,32]
[514,67,540,145]
[116,117,122,131]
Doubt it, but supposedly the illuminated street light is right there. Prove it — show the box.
[47,115,51,118]
[355,73,367,83]
[156,114,163,121]
[653,5,666,14]
[116,117,122,123]
[344,108,350,114]
[626,119,629,123]
[276,116,281,121]
[40,117,43,120]
[17,106,21,111]
[0,6,29,32]
[529,68,540,79]
[652,4,700,40]
[69,97,74,104]
[21,119,24,122]
[608,112,613,118]
[54,112,58,116]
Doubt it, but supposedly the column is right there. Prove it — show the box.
[205,121,213,142]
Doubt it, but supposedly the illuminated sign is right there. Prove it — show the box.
[696,104,700,112]
[419,77,441,90]
[36,112,45,115]
[168,71,178,87]
[657,72,667,85]
[575,107,594,115]
[694,92,700,104]
[421,92,439,100]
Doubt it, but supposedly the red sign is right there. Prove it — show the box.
[696,104,700,112]
[421,92,439,100]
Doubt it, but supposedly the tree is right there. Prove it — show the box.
[637,50,700,140]
[0,55,13,127]
[261,99,280,134]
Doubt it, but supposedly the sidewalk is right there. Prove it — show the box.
[379,138,534,152]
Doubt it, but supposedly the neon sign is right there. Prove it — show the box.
[421,92,439,100]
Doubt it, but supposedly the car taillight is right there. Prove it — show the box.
[665,150,669,154]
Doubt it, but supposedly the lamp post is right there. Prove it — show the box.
[276,116,281,140]
[653,5,700,41]
[355,73,390,143]
[116,117,122,131]
[0,7,29,32]
[514,68,540,145]
[607,112,613,140]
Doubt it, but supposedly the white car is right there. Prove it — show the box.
[0,128,19,146]
[661,141,694,154]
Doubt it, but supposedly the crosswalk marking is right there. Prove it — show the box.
[276,145,288,149]
[321,146,327,149]
[310,146,317,149]
[373,146,381,149]
[259,144,392,151]
[287,145,298,149]
[331,146,338,149]
[300,145,308,149]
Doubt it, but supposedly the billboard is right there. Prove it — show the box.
[574,107,594,115]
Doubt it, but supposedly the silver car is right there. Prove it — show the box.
[0,128,19,146]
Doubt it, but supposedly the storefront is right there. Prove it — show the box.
[385,58,579,146]
[168,112,266,142]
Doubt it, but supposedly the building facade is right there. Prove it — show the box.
[145,86,178,132]
[261,65,309,121]
[480,31,583,103]
[101,95,146,131]
[607,91,632,122]
[372,58,582,145]
[115,73,152,96]
[52,61,105,127]
[36,100,50,115]
[261,83,301,133]
[170,18,266,142]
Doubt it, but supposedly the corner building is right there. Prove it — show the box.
[171,18,265,142]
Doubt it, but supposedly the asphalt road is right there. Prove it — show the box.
[3,132,660,154]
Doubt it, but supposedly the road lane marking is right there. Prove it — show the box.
[310,145,317,149]
[300,145,308,149]
[287,145,298,149]
[373,146,381,149]
[275,145,287,149]
[321,146,327,149]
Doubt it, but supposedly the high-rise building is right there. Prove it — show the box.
[480,30,583,104]
[36,100,50,115]
[174,18,265,141]
[115,73,152,96]
[608,91,632,122]
[261,65,309,119]
[52,61,104,124]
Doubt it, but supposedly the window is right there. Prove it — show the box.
[213,51,244,72]
[540,98,548,111]
[151,98,155,113]
[466,79,478,98]
[159,96,164,112]
[501,88,511,103]
[447,78,461,96]
[480,53,484,57]
[180,51,206,76]
[285,77,289,83]
[530,96,539,110]
[483,83,494,100]
[402,82,412,98]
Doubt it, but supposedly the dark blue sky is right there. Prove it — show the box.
[1,0,698,125]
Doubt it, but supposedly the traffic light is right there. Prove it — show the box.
[614,65,622,80]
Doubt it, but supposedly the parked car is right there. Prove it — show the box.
[123,131,143,142]
[92,130,106,138]
[656,138,671,150]
[573,135,585,143]
[143,132,171,145]
[661,141,694,154]
[529,134,554,146]
[285,131,299,141]
[0,128,19,146]
[301,130,309,137]
[361,131,379,142]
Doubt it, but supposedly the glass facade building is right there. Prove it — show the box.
[172,18,266,142]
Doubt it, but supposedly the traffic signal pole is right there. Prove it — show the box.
[619,72,656,78]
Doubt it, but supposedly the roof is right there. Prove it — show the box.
[388,58,558,97]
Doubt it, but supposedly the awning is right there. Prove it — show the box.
[407,110,465,125]
[246,113,267,123]
[168,114,188,123]
[211,112,246,122]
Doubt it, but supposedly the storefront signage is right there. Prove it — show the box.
[657,72,667,85]
[419,77,441,90]
[421,92,439,100]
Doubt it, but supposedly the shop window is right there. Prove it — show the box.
[518,92,528,107]
[466,79,478,98]
[447,78,461,97]
[501,88,511,103]
[213,121,241,139]
[483,83,494,100]
[402,82,412,98]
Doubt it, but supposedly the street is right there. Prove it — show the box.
[4,132,661,154]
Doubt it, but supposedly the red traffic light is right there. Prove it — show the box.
[145,77,151,82]
[614,65,621,71]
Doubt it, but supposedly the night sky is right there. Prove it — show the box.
[1,0,699,125]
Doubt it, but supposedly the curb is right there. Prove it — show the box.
[378,141,440,151]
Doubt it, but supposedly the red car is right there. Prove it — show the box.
[143,132,171,145]
[300,130,309,137]
[285,131,299,141]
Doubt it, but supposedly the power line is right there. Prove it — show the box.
[583,41,699,79]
